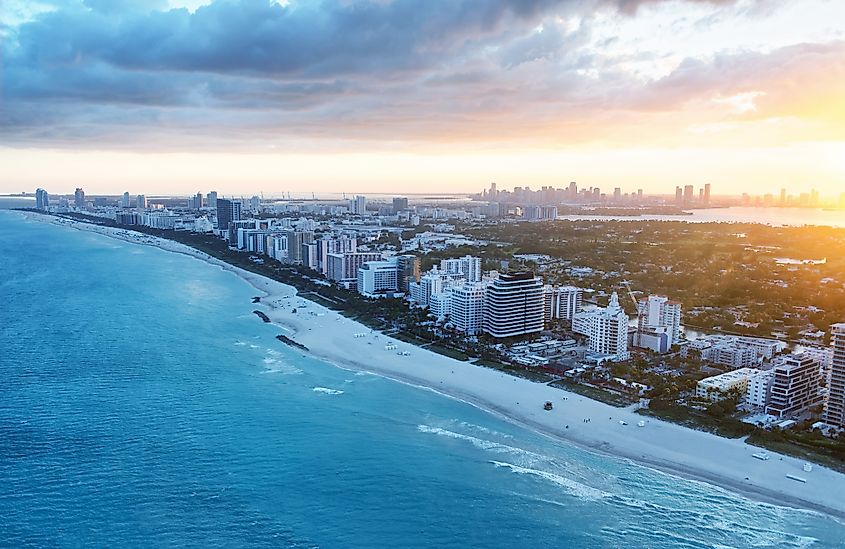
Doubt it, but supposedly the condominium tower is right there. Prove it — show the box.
[824,323,845,427]
[483,272,544,339]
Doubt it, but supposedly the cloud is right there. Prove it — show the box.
[3,0,840,151]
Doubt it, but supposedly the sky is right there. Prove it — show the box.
[1,0,844,196]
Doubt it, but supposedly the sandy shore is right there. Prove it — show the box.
[26,212,845,520]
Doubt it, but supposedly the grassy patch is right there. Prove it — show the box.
[549,379,636,407]
[636,404,753,438]
[747,431,845,474]
[426,344,470,361]
[472,360,556,383]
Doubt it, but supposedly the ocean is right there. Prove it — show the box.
[1,209,844,548]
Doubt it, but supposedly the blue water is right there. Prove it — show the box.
[1,210,844,548]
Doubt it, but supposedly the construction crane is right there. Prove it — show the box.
[621,280,643,344]
[620,280,639,309]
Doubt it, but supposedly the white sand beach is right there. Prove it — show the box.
[29,212,845,519]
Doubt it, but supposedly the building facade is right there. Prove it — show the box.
[440,255,482,283]
[766,353,823,418]
[216,198,242,235]
[637,295,682,346]
[357,259,399,297]
[696,368,758,402]
[544,285,583,323]
[824,323,845,428]
[35,188,50,210]
[587,292,630,361]
[746,369,775,408]
[482,272,544,339]
[327,252,383,289]
[448,283,486,335]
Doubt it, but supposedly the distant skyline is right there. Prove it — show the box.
[2,0,844,195]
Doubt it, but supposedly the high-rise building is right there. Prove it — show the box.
[448,283,486,335]
[587,292,630,361]
[357,259,400,297]
[683,185,694,205]
[483,272,544,339]
[283,230,315,263]
[703,183,711,205]
[440,255,482,283]
[350,195,367,215]
[396,255,421,292]
[392,197,409,214]
[410,267,463,308]
[746,369,775,408]
[766,353,823,418]
[300,242,320,271]
[543,285,583,322]
[488,182,498,200]
[327,252,383,289]
[674,186,682,205]
[74,188,85,209]
[216,198,242,234]
[194,192,204,210]
[136,195,147,209]
[35,188,50,210]
[121,192,131,208]
[637,295,682,346]
[207,191,218,209]
[316,237,357,275]
[824,323,845,428]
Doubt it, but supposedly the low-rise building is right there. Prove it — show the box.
[696,368,759,402]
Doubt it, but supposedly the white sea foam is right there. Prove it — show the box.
[313,387,344,395]
[261,361,302,375]
[417,425,547,462]
[458,421,513,439]
[490,460,609,500]
[262,365,303,375]
[234,341,246,346]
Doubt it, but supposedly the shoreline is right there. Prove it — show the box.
[17,210,845,521]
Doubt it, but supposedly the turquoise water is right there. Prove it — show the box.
[1,210,844,548]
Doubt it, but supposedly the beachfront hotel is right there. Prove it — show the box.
[586,292,630,362]
[482,272,545,339]
[696,368,759,402]
[357,259,401,297]
[824,323,845,428]
[448,283,486,335]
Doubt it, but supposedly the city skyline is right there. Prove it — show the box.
[2,0,844,195]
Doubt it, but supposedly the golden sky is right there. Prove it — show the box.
[1,0,844,196]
